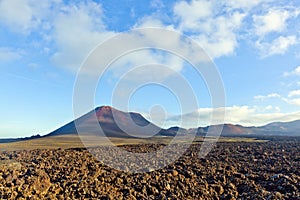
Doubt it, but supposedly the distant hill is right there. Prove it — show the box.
[47,106,177,138]
[166,126,188,134]
[189,120,300,136]
[0,134,41,143]
[190,124,250,136]
[253,120,300,136]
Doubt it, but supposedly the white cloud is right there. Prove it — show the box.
[52,1,114,71]
[0,47,23,63]
[250,111,300,125]
[0,0,33,33]
[256,35,298,57]
[254,93,281,100]
[282,94,300,106]
[252,7,300,57]
[254,91,300,107]
[173,0,246,59]
[265,105,273,111]
[286,98,300,106]
[109,50,185,82]
[174,0,213,31]
[166,106,256,128]
[192,16,243,58]
[223,0,266,10]
[253,9,293,36]
[135,15,174,29]
[284,66,300,76]
[288,90,300,98]
[164,105,300,128]
[0,0,58,33]
[270,36,297,54]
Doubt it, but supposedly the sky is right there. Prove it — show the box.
[1,0,300,138]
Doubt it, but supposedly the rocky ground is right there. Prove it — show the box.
[0,139,299,199]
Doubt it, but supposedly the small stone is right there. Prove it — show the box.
[165,184,171,190]
[31,169,51,195]
[212,184,224,195]
[275,192,283,198]
[172,170,179,176]
[151,186,159,194]
[227,183,236,190]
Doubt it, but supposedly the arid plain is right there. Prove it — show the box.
[1,135,299,199]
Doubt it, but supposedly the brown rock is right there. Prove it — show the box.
[172,170,179,176]
[212,184,224,195]
[31,169,51,195]
[227,183,236,190]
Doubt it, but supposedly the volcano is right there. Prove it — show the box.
[47,106,176,138]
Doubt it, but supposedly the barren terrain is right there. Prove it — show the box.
[0,137,299,199]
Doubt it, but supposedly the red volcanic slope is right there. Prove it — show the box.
[222,124,246,134]
[48,106,176,138]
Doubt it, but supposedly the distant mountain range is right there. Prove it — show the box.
[1,106,299,143]
[46,106,300,138]
[190,121,300,136]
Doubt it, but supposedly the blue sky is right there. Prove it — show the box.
[1,0,300,138]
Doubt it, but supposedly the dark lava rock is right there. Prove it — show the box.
[0,140,299,199]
